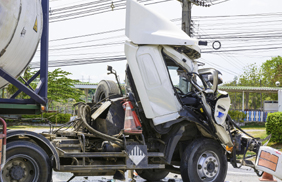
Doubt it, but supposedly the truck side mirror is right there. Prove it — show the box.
[208,75,223,85]
[198,68,219,93]
[107,65,113,72]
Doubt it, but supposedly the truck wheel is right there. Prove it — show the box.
[1,141,52,182]
[180,138,227,182]
[136,169,169,181]
[94,80,120,103]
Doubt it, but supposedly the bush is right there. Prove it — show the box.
[21,113,71,124]
[244,122,266,127]
[266,112,282,143]
[228,110,247,123]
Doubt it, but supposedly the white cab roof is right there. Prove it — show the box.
[125,0,200,50]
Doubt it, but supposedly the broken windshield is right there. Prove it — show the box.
[167,66,191,94]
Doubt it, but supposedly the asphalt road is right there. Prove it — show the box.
[52,164,282,182]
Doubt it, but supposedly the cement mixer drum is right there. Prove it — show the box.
[0,0,43,89]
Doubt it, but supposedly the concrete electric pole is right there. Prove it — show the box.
[182,0,192,36]
[181,0,214,37]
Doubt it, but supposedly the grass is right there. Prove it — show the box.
[241,127,266,131]
[241,126,282,151]
[240,121,266,128]
[236,127,280,160]
[7,125,60,131]
[241,126,266,129]
[8,125,49,129]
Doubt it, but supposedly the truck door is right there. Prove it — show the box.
[125,42,182,126]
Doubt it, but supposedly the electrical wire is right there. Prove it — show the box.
[30,56,126,68]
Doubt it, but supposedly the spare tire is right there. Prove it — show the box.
[94,80,120,103]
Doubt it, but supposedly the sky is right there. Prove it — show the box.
[31,0,282,84]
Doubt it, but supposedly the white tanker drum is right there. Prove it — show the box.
[0,0,43,89]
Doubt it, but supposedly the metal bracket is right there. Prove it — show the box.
[0,68,46,105]
[0,0,49,109]
[11,71,40,99]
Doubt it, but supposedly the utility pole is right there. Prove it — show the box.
[242,91,244,111]
[182,0,192,36]
[260,80,262,110]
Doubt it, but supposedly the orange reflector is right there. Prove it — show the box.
[258,150,279,171]
[226,146,233,152]
[41,105,46,111]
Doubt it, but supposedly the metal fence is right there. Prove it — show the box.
[48,106,75,115]
[243,111,273,122]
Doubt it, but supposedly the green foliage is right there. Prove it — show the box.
[228,110,246,123]
[5,68,84,106]
[48,68,84,105]
[21,113,71,123]
[265,112,282,143]
[224,56,282,110]
[243,122,266,127]
[239,63,262,87]
[261,56,282,88]
[6,67,37,99]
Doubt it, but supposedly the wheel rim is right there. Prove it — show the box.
[2,154,39,182]
[196,151,220,181]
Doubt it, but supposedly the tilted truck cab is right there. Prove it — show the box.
[0,0,278,181]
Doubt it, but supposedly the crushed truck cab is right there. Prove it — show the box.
[0,0,279,181]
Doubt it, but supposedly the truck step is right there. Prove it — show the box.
[53,139,82,153]
[52,139,80,144]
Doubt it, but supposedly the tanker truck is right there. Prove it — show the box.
[0,0,281,182]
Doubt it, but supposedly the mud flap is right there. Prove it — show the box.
[126,145,165,169]
[126,145,148,169]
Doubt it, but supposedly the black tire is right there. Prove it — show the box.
[180,138,227,182]
[94,80,120,103]
[136,169,169,181]
[1,141,52,182]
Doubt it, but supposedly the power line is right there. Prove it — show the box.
[51,0,109,13]
[50,1,125,20]
[50,35,125,48]
[44,2,282,71]
[192,12,282,19]
[31,56,126,68]
[47,42,124,51]
[34,51,124,57]
[199,35,282,40]
[202,46,282,53]
[50,29,124,42]
[199,58,239,76]
[198,29,246,69]
[49,0,173,23]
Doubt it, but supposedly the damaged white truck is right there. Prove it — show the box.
[1,0,281,182]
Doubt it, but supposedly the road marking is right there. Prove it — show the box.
[227,171,257,176]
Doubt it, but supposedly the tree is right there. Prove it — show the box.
[238,63,262,87]
[238,63,262,109]
[6,66,36,99]
[224,76,242,110]
[224,56,282,110]
[261,56,282,87]
[47,68,83,106]
[6,68,84,106]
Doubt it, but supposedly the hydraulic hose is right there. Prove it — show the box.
[227,115,254,138]
[79,104,124,146]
